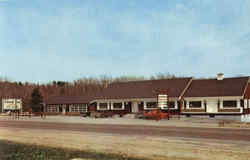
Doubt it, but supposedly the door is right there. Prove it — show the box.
[62,105,66,115]
[66,105,69,112]
[132,102,139,113]
[59,105,62,112]
[206,101,218,113]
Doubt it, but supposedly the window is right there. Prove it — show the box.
[113,103,123,110]
[71,104,78,112]
[47,105,58,112]
[223,101,237,108]
[184,101,187,108]
[70,104,87,112]
[241,100,244,107]
[98,103,109,110]
[168,101,175,108]
[79,104,88,112]
[189,101,202,108]
[146,102,157,109]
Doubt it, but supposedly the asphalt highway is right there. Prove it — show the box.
[1,120,250,141]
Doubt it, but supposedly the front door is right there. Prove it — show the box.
[132,102,139,113]
[59,105,62,112]
[207,101,218,113]
[62,105,66,115]
[66,105,69,112]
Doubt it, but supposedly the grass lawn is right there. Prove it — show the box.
[0,140,147,160]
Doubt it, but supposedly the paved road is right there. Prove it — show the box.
[1,120,250,141]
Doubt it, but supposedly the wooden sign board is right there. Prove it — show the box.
[158,94,168,109]
[2,99,22,110]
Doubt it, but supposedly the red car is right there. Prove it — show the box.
[143,109,169,120]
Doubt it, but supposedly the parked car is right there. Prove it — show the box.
[143,109,169,120]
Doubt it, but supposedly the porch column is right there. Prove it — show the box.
[108,102,111,110]
[143,101,147,109]
[244,99,248,109]
[181,100,185,109]
[122,102,125,109]
[110,102,113,110]
[69,105,72,112]
[97,102,99,110]
[175,100,178,109]
[186,101,189,109]
[220,99,223,109]
[237,99,241,108]
[201,100,204,109]
[62,104,66,114]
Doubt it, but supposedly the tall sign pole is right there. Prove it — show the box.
[168,90,170,120]
[179,97,183,120]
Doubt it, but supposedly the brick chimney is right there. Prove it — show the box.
[217,73,224,80]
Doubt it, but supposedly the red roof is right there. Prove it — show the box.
[184,77,249,97]
[45,96,92,105]
[94,78,192,100]
[45,76,249,104]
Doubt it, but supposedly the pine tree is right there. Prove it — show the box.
[30,88,43,112]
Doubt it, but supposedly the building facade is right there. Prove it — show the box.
[182,76,250,117]
[44,74,250,120]
[45,96,89,115]
[89,78,192,115]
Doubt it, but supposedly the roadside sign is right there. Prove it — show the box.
[158,94,168,109]
[2,99,22,110]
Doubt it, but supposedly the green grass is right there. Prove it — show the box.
[0,140,148,160]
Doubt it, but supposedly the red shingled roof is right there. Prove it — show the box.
[45,96,92,105]
[94,78,192,100]
[184,77,249,97]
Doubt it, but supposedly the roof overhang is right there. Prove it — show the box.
[91,97,179,103]
[242,77,250,98]
[184,96,243,100]
[179,78,193,100]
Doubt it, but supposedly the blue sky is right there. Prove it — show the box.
[0,0,250,83]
